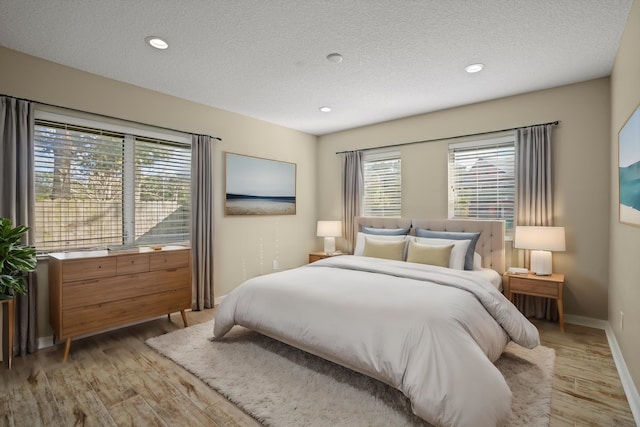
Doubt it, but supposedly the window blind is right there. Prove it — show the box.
[34,121,124,250]
[34,119,191,252]
[134,137,191,245]
[362,151,402,217]
[448,137,515,232]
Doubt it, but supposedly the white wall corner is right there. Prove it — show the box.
[566,314,640,424]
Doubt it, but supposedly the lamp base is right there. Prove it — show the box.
[530,250,553,275]
[324,236,336,254]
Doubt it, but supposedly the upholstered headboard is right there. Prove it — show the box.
[353,217,505,274]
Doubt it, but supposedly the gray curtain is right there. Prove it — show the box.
[0,96,38,355]
[515,124,557,320]
[190,134,215,310]
[341,151,363,254]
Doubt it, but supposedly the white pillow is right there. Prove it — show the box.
[354,232,407,256]
[412,236,470,270]
[473,252,482,270]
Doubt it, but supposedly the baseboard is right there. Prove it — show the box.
[564,314,608,329]
[214,295,226,306]
[604,323,640,425]
[565,314,640,424]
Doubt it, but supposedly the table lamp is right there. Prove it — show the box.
[514,226,565,275]
[316,221,342,254]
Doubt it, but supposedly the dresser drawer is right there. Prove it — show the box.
[61,287,192,338]
[62,275,122,309]
[116,253,150,275]
[150,250,189,271]
[509,277,560,298]
[62,267,191,309]
[62,257,117,282]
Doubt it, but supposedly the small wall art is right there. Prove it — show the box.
[619,102,640,226]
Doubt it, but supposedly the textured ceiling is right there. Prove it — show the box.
[0,0,633,135]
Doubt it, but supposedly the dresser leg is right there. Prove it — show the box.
[63,337,72,362]
[180,310,188,327]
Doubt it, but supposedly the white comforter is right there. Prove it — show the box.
[214,256,540,427]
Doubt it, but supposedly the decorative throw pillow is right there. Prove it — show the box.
[406,241,454,268]
[413,237,470,270]
[353,232,406,256]
[362,238,406,261]
[415,229,480,270]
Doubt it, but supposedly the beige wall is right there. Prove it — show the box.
[0,46,319,339]
[610,0,640,395]
[318,78,611,320]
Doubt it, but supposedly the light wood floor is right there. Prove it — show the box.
[0,311,636,426]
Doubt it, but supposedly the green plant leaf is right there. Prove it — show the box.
[0,218,35,296]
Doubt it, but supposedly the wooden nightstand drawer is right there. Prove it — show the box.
[509,277,560,298]
[309,252,343,263]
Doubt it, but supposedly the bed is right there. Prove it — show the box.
[214,217,540,427]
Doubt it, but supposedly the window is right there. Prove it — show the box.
[362,151,401,217]
[34,112,191,252]
[448,135,515,232]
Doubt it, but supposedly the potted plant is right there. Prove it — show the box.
[0,218,36,299]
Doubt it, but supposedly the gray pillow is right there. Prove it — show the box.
[415,229,480,270]
[362,226,410,236]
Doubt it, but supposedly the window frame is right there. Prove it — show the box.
[33,110,191,253]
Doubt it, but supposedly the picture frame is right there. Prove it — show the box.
[619,102,640,227]
[224,152,296,216]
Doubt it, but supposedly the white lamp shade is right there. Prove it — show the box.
[316,221,342,237]
[514,226,565,275]
[514,226,566,251]
[317,221,342,254]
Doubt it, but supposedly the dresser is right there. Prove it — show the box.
[49,246,192,361]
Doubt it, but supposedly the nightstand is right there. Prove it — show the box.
[504,272,565,332]
[308,252,343,263]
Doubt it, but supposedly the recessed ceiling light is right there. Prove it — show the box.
[319,106,332,113]
[145,36,169,50]
[326,53,343,63]
[464,63,484,73]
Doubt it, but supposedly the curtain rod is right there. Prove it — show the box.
[1,93,222,141]
[335,120,559,154]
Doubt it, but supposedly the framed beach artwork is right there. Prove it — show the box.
[225,152,296,216]
[619,103,640,227]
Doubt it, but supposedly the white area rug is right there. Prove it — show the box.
[146,321,554,427]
